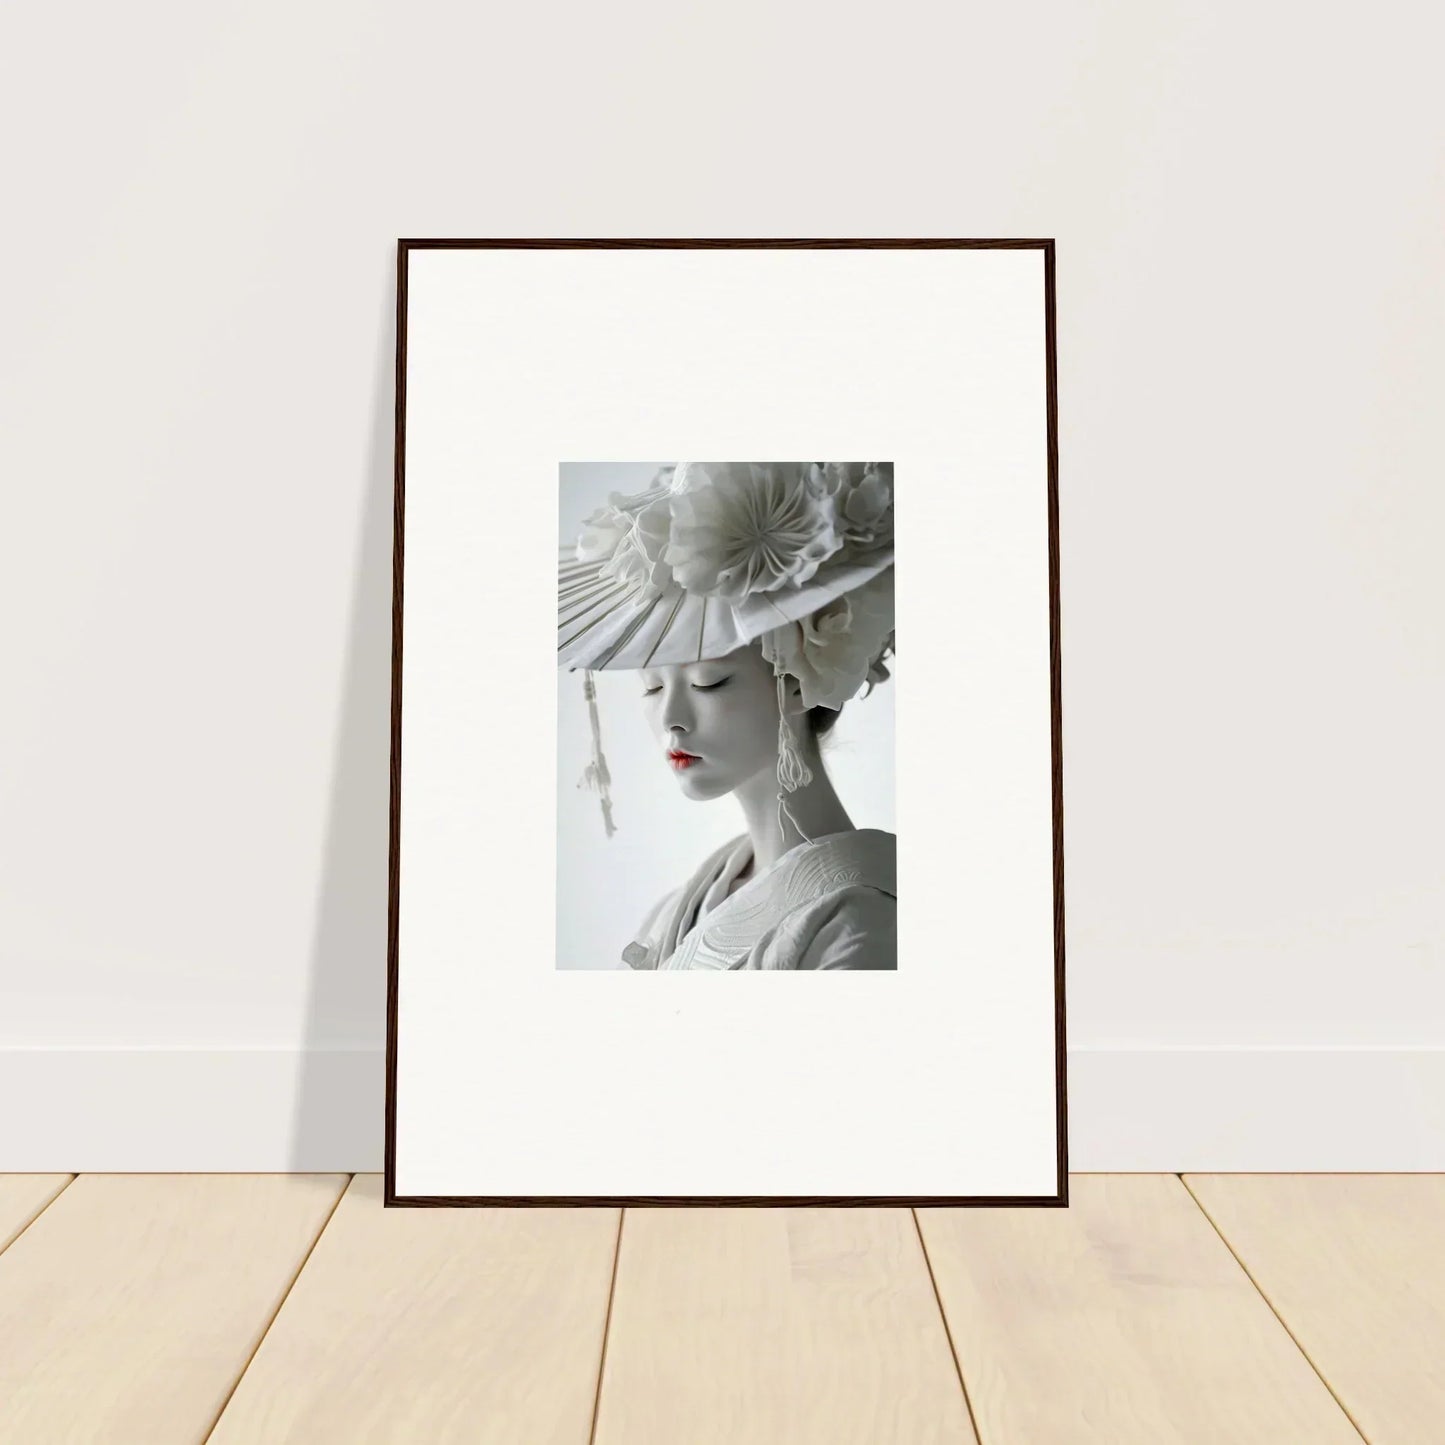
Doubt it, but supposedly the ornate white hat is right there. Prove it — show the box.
[559,462,895,835]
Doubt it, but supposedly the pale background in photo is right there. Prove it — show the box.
[555,462,897,972]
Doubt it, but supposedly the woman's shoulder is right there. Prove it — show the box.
[759,882,897,970]
[783,827,896,901]
[735,828,896,970]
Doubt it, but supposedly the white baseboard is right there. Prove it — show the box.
[0,1048,383,1173]
[2,1046,1441,1173]
[1068,1045,1445,1171]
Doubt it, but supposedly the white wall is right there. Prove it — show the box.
[1,0,1441,1169]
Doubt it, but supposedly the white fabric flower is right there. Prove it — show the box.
[602,494,674,598]
[576,484,660,559]
[575,500,631,564]
[664,463,843,602]
[760,567,895,710]
[810,462,893,555]
[575,485,676,600]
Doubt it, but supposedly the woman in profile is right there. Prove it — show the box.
[558,461,896,971]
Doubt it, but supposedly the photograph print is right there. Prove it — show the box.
[557,461,896,973]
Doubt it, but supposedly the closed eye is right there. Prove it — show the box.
[642,677,729,697]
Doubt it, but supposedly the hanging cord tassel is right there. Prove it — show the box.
[774,672,815,845]
[578,670,616,838]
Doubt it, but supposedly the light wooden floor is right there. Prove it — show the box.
[0,1175,1440,1442]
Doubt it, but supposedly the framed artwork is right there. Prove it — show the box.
[387,239,1066,1206]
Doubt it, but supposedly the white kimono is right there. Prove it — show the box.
[621,828,897,971]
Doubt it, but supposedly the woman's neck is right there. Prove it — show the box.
[733,742,855,873]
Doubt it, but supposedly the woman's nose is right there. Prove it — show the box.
[660,684,694,734]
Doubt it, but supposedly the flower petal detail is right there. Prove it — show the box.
[663,463,844,602]
[576,483,677,599]
[760,566,895,710]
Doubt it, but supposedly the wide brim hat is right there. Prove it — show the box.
[558,462,894,695]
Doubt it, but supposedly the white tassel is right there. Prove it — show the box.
[578,670,616,838]
[774,673,815,844]
[776,674,812,792]
[776,789,815,845]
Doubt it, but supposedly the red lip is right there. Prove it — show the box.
[667,749,701,770]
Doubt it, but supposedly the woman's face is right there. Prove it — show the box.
[639,643,797,801]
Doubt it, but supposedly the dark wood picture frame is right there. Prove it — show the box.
[385,238,1066,1208]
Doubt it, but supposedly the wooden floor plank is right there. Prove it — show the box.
[593,1207,975,1444]
[0,1175,72,1254]
[918,1174,1364,1444]
[1184,1173,1445,1445]
[0,1172,347,1444]
[207,1175,619,1444]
